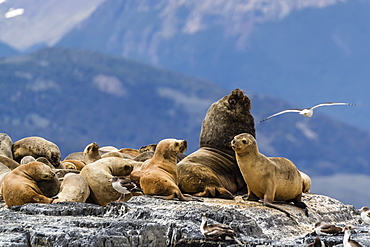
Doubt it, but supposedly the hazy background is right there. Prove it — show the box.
[0,0,369,208]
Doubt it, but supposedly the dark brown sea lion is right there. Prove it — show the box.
[177,89,255,199]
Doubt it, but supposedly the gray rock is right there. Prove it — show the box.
[0,194,369,246]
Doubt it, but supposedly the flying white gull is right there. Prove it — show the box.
[5,8,24,19]
[258,102,356,123]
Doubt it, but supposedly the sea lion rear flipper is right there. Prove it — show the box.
[193,186,234,199]
[263,201,291,217]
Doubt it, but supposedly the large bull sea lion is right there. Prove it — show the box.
[177,89,255,199]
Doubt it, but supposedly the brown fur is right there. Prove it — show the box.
[0,156,19,170]
[2,161,55,207]
[53,173,90,203]
[231,133,308,215]
[12,136,61,168]
[80,157,133,206]
[0,162,11,200]
[177,89,255,199]
[101,151,135,159]
[130,139,188,201]
[118,148,140,157]
[62,160,85,171]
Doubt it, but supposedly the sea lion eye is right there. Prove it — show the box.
[229,98,236,105]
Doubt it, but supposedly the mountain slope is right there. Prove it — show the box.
[56,0,370,133]
[0,47,226,157]
[0,47,370,179]
[0,0,105,50]
[0,41,19,57]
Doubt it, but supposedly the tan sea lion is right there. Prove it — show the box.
[99,146,119,153]
[62,160,85,171]
[2,161,55,207]
[63,152,84,161]
[83,142,101,164]
[0,162,11,200]
[53,173,90,203]
[60,161,76,170]
[300,171,311,193]
[0,156,19,170]
[118,148,140,157]
[12,136,61,168]
[53,169,80,179]
[80,157,133,206]
[101,151,135,159]
[177,89,255,199]
[231,133,308,216]
[0,133,13,159]
[130,138,190,201]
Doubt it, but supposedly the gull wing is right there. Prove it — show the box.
[258,109,302,123]
[311,102,356,109]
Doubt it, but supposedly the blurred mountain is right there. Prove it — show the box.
[55,0,370,133]
[0,41,19,57]
[0,0,105,50]
[1,47,370,180]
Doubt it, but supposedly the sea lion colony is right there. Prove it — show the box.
[0,89,363,245]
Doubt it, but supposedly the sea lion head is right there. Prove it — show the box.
[200,89,255,152]
[84,142,99,155]
[156,139,187,159]
[225,88,251,112]
[231,133,257,154]
[27,161,56,181]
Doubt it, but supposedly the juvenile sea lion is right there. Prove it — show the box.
[2,161,55,207]
[83,142,101,164]
[231,133,308,216]
[80,157,133,206]
[130,139,189,201]
[12,136,61,168]
[177,89,255,199]
[53,173,90,203]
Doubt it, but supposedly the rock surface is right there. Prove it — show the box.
[0,193,369,246]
